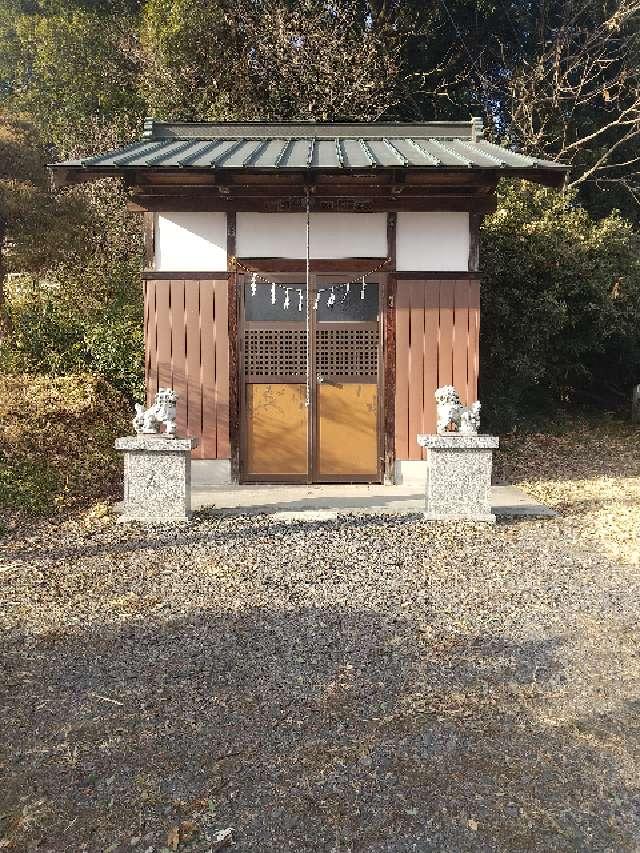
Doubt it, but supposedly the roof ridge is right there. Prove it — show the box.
[143,117,480,141]
[146,118,478,126]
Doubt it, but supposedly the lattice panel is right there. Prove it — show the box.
[244,328,308,377]
[316,328,379,377]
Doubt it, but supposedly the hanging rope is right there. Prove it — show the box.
[229,209,392,408]
[232,255,391,292]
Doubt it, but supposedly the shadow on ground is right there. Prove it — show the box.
[2,605,639,852]
[3,515,422,564]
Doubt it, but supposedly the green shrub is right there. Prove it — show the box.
[0,373,132,518]
[82,309,145,403]
[0,269,144,403]
[0,173,144,404]
[0,456,60,516]
[0,287,87,375]
[481,182,640,431]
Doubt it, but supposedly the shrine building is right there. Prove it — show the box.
[52,118,567,485]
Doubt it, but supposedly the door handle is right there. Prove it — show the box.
[316,372,325,384]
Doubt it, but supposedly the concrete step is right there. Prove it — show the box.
[191,484,556,520]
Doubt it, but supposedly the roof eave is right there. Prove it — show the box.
[49,162,569,190]
[501,167,568,189]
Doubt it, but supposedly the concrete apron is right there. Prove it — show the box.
[191,484,556,522]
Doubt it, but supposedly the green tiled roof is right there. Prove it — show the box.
[52,118,568,176]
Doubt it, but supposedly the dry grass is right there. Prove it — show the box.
[496,417,640,565]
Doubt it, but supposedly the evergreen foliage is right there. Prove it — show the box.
[481,182,640,429]
[0,0,639,431]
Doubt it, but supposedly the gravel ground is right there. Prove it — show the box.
[2,422,640,852]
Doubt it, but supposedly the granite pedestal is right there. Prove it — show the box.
[115,435,199,523]
[417,434,499,523]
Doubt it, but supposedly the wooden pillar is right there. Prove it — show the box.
[143,211,154,269]
[227,211,240,482]
[468,212,481,273]
[384,212,397,483]
[142,212,155,406]
[468,212,482,403]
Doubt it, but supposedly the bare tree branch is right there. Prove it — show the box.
[479,0,640,193]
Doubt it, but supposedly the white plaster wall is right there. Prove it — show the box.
[396,212,469,271]
[154,212,227,271]
[236,212,388,258]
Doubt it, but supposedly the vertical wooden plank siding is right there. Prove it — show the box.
[144,278,230,459]
[394,278,480,460]
[422,282,439,434]
[185,282,201,454]
[200,281,217,458]
[146,280,158,406]
[408,282,425,461]
[145,274,478,464]
[170,280,188,438]
[453,279,469,402]
[215,279,230,457]
[394,283,410,460]
[156,280,172,389]
[438,281,454,387]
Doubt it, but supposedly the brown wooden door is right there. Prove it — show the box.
[312,275,382,482]
[240,274,310,482]
[240,273,383,484]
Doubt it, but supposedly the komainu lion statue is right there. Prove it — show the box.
[133,388,178,437]
[435,385,481,435]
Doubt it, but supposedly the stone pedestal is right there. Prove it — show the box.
[417,434,499,523]
[115,435,199,523]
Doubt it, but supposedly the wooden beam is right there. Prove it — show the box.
[134,168,499,189]
[142,269,482,280]
[142,270,229,280]
[127,195,498,214]
[143,212,154,269]
[130,185,492,200]
[135,171,219,186]
[468,212,481,272]
[395,271,479,280]
[141,268,483,280]
[130,177,494,194]
[233,258,391,273]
